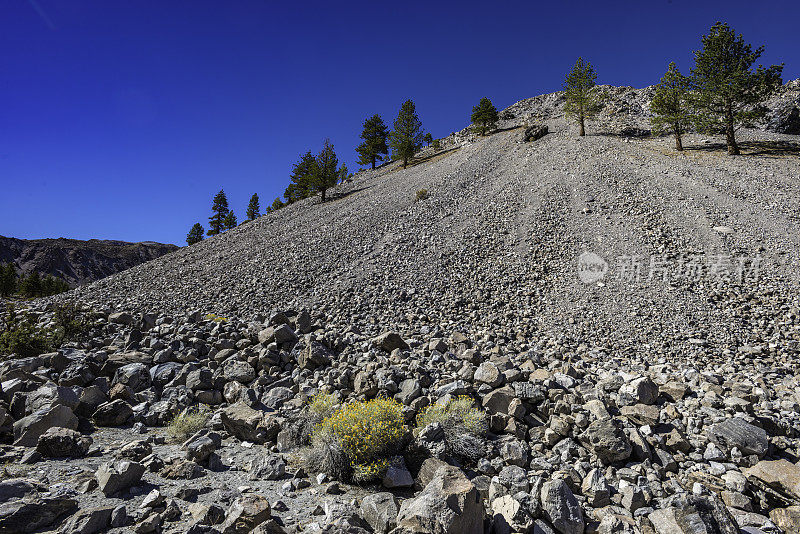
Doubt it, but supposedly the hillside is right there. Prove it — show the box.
[0,236,179,286]
[2,83,800,534]
[69,82,800,362]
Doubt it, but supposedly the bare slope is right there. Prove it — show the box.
[68,110,800,364]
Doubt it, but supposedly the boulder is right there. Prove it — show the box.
[13,405,78,447]
[620,376,659,405]
[647,494,738,534]
[523,124,549,142]
[113,363,151,392]
[360,492,398,533]
[96,460,145,496]
[60,506,114,534]
[371,332,409,352]
[35,427,92,458]
[579,419,632,464]
[0,478,46,504]
[93,399,134,427]
[707,418,769,458]
[220,402,279,444]
[394,465,484,534]
[744,459,800,506]
[540,479,584,534]
[297,341,332,370]
[0,495,77,533]
[220,494,271,534]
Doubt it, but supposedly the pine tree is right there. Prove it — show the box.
[564,57,601,136]
[312,139,339,202]
[689,22,783,155]
[0,263,18,297]
[223,210,238,230]
[208,189,229,236]
[246,193,260,221]
[651,63,692,151]
[471,97,499,136]
[19,271,42,298]
[389,99,424,169]
[338,163,350,184]
[355,114,389,169]
[266,197,284,213]
[423,133,433,145]
[186,223,205,245]
[284,151,316,203]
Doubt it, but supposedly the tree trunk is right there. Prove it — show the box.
[725,103,739,155]
[371,157,375,170]
[403,157,408,169]
[579,116,585,137]
[674,132,683,151]
[321,189,326,202]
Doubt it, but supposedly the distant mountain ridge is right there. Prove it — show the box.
[0,235,179,287]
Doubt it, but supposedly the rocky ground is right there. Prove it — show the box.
[1,83,800,533]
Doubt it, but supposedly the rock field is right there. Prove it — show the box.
[1,82,800,533]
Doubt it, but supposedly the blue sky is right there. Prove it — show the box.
[1,1,797,245]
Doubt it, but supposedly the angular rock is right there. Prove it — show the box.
[371,332,409,352]
[13,405,78,447]
[96,460,145,496]
[0,495,77,533]
[579,419,632,464]
[395,465,484,534]
[540,479,584,534]
[360,492,398,534]
[220,493,271,534]
[92,399,134,427]
[707,418,769,459]
[35,427,92,458]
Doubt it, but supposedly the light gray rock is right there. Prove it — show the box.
[540,479,584,534]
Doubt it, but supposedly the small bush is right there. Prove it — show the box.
[167,407,209,442]
[0,304,51,359]
[308,391,338,420]
[307,397,405,483]
[204,313,227,323]
[415,189,429,202]
[50,302,91,347]
[416,396,488,462]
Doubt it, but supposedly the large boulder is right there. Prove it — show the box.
[647,494,738,534]
[360,492,399,534]
[13,405,78,447]
[522,124,549,142]
[0,495,77,533]
[36,427,92,458]
[92,399,134,427]
[540,479,584,534]
[220,494,271,534]
[297,341,332,370]
[24,383,79,414]
[394,465,484,534]
[0,478,46,504]
[96,460,145,496]
[579,419,632,464]
[371,332,409,352]
[112,362,151,392]
[744,459,800,506]
[707,417,769,459]
[220,402,279,444]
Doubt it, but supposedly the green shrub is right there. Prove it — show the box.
[167,407,209,442]
[0,304,51,359]
[415,189,429,202]
[307,397,405,482]
[50,302,91,347]
[204,313,228,323]
[308,391,338,420]
[416,396,488,462]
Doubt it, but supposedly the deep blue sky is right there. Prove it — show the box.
[2,1,797,245]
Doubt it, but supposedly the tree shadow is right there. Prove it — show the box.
[684,139,800,157]
[324,185,372,202]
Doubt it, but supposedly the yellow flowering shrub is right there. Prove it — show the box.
[204,313,228,322]
[312,397,405,482]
